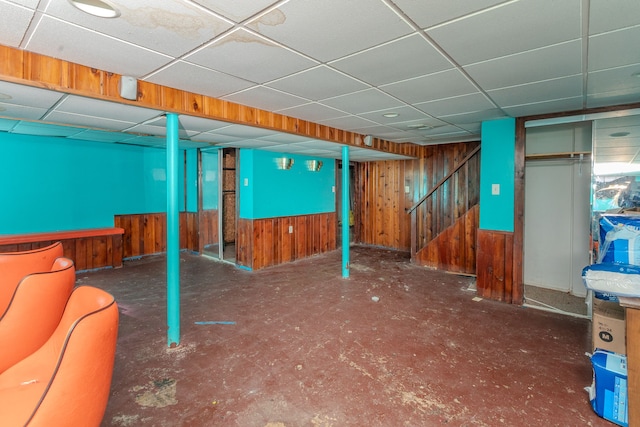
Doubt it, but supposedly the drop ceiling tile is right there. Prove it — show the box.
[247,0,413,62]
[212,124,280,139]
[0,118,18,131]
[358,105,435,125]
[267,66,368,101]
[43,0,233,57]
[502,97,584,117]
[589,0,640,35]
[0,1,36,46]
[147,61,254,98]
[587,90,640,109]
[588,64,640,96]
[216,139,278,148]
[381,69,477,104]
[414,93,495,117]
[464,40,582,90]
[9,0,39,7]
[11,121,85,137]
[348,124,403,136]
[44,111,137,131]
[588,26,640,72]
[25,16,173,77]
[67,129,135,143]
[256,133,314,144]
[191,133,243,144]
[330,34,452,86]
[223,86,309,112]
[389,118,449,131]
[0,103,48,120]
[487,75,583,108]
[318,115,378,131]
[390,0,508,29]
[192,0,278,22]
[320,88,404,115]
[54,95,162,123]
[276,103,348,122]
[0,81,65,108]
[186,28,317,84]
[438,109,505,125]
[426,0,581,65]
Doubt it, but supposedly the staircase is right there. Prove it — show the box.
[407,145,480,275]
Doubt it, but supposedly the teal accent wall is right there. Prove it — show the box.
[479,118,515,232]
[239,149,335,219]
[201,149,219,210]
[0,133,185,234]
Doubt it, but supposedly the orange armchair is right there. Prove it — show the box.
[0,242,64,314]
[0,257,76,374]
[0,286,119,427]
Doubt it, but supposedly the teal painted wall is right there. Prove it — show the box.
[239,149,335,219]
[201,149,219,210]
[0,133,185,234]
[479,118,516,232]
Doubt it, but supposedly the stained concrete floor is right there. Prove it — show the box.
[77,245,611,427]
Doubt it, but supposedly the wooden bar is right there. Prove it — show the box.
[0,227,124,271]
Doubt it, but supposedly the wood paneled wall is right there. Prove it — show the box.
[0,44,418,158]
[115,212,199,258]
[237,213,337,270]
[415,204,478,274]
[0,229,123,272]
[198,209,219,253]
[354,141,480,256]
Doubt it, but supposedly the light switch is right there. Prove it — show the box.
[491,183,500,195]
[288,225,293,234]
[244,178,249,186]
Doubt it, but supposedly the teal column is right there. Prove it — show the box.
[342,146,349,278]
[166,113,180,346]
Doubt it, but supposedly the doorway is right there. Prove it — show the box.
[220,148,237,263]
[523,122,592,316]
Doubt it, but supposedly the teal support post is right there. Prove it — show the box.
[342,146,350,278]
[166,113,180,347]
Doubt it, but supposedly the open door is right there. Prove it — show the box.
[220,148,237,263]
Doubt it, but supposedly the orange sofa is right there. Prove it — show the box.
[0,257,76,373]
[0,242,64,314]
[0,286,119,426]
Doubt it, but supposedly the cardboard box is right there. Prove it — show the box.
[592,299,626,355]
[588,349,628,427]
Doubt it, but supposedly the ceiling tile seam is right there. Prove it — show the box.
[19,2,47,50]
[484,73,584,94]
[413,0,519,32]
[39,93,71,122]
[502,95,584,110]
[581,0,591,110]
[381,0,506,116]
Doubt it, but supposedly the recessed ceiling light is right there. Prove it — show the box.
[407,124,425,128]
[68,0,120,18]
[383,112,399,118]
[610,131,630,137]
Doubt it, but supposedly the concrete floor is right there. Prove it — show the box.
[78,245,611,427]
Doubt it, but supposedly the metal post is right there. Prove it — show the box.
[166,113,180,346]
[342,146,350,278]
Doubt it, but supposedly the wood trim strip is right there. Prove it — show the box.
[0,227,124,245]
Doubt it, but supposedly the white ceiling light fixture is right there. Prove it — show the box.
[68,0,120,18]
[383,112,399,118]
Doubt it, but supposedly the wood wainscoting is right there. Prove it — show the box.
[115,212,200,258]
[476,229,522,304]
[237,212,337,271]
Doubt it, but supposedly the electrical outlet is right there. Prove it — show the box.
[288,225,293,234]
[491,183,500,195]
